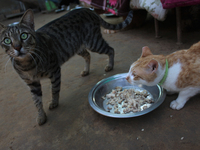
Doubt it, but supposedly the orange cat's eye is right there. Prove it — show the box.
[132,72,136,76]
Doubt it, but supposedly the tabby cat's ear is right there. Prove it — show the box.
[147,59,158,73]
[141,46,153,57]
[20,9,34,30]
[0,23,6,34]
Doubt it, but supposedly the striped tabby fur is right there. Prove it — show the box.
[0,8,133,125]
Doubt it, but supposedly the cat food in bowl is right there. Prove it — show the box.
[88,73,166,118]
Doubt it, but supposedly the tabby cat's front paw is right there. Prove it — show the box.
[49,101,59,110]
[170,100,184,110]
[37,113,47,125]
[105,65,113,72]
[81,71,89,77]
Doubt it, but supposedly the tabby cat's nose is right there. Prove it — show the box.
[14,45,22,51]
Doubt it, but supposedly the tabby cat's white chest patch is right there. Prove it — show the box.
[163,62,181,91]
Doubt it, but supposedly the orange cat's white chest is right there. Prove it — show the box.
[163,62,182,92]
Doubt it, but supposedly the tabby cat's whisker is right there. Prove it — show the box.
[2,54,8,59]
[25,47,46,66]
[33,48,47,61]
[30,51,46,69]
[30,51,43,62]
[4,57,11,73]
[29,53,38,73]
[32,47,45,54]
[0,55,9,64]
[11,58,15,70]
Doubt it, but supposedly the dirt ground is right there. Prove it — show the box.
[1,9,200,150]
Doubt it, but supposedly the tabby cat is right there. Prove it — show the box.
[126,43,200,110]
[0,8,133,125]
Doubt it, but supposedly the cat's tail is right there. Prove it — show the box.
[99,10,133,30]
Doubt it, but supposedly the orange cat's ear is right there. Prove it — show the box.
[141,46,153,57]
[146,59,158,73]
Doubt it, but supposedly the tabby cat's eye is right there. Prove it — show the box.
[4,38,11,44]
[21,33,28,40]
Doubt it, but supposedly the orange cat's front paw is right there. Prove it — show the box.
[170,100,185,110]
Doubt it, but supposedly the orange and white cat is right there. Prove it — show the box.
[126,42,200,110]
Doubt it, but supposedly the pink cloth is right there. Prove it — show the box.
[80,0,130,16]
[161,0,200,9]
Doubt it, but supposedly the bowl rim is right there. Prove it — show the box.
[88,73,166,118]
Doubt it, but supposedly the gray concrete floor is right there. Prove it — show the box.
[1,10,200,150]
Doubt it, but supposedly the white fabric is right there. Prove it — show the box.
[130,0,168,21]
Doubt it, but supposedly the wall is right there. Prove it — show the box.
[0,0,23,15]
